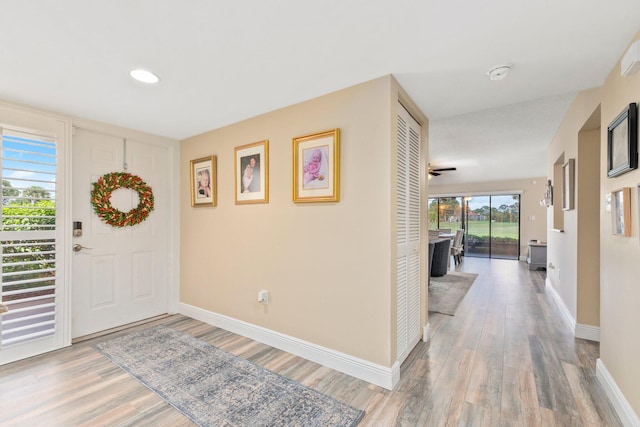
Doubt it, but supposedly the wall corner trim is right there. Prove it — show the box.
[546,279,601,342]
[545,277,576,334]
[179,303,399,390]
[596,359,640,427]
[575,323,600,342]
[422,322,430,343]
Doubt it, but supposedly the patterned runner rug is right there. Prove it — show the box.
[95,326,364,427]
[429,271,478,315]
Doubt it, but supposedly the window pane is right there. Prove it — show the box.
[1,128,57,347]
[428,198,438,230]
[437,197,462,232]
[465,196,490,258]
[490,195,520,259]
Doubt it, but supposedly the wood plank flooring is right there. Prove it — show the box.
[0,257,621,426]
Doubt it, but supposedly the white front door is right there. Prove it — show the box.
[71,128,170,338]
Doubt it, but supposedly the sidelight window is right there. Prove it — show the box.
[1,128,57,347]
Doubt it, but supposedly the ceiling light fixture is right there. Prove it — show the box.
[129,68,160,84]
[487,65,511,81]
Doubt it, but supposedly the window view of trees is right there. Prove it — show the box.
[1,180,56,307]
[428,197,462,231]
[2,179,19,199]
[2,180,55,230]
[429,194,520,259]
[466,195,519,259]
[1,130,58,346]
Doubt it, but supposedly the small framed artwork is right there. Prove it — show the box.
[234,140,269,204]
[562,158,575,211]
[611,187,631,236]
[190,155,217,207]
[607,103,638,178]
[540,179,553,207]
[292,128,340,203]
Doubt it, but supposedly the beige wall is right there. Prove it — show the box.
[546,88,601,322]
[546,29,640,416]
[180,76,427,368]
[429,178,548,257]
[598,30,640,415]
[576,127,600,326]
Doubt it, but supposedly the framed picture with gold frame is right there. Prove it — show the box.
[292,128,340,203]
[611,187,631,236]
[190,155,217,207]
[234,140,269,204]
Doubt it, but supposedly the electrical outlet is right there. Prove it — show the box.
[258,290,269,304]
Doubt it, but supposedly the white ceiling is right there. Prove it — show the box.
[1,1,639,184]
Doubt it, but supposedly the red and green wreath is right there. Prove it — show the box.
[91,172,154,227]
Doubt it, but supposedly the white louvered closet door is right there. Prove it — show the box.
[396,103,421,364]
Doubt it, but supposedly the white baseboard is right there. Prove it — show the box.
[545,279,601,342]
[423,322,430,343]
[179,303,400,390]
[575,323,600,342]
[596,359,640,427]
[545,278,576,334]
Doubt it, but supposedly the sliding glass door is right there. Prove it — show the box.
[490,195,520,259]
[429,194,520,259]
[464,195,520,259]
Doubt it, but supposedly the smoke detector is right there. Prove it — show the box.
[487,65,511,81]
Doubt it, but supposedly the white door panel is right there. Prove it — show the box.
[72,129,169,338]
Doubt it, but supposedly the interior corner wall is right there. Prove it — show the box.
[576,128,600,326]
[180,76,395,367]
[428,178,548,257]
[546,88,601,322]
[598,30,640,416]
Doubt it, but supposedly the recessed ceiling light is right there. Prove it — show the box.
[487,65,511,81]
[129,68,160,84]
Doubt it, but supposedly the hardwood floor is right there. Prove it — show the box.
[0,257,621,426]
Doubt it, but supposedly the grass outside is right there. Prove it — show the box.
[429,221,519,239]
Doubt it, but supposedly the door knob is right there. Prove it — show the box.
[73,244,92,252]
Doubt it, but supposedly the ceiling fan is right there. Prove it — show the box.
[428,165,457,177]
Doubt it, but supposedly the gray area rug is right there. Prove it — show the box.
[429,271,478,315]
[94,326,364,427]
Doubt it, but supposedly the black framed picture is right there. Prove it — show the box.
[607,103,638,178]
